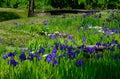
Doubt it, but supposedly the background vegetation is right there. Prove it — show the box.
[0,0,120,10]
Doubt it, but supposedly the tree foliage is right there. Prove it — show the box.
[0,0,28,8]
[0,0,120,9]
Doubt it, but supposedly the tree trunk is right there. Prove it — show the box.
[28,0,34,17]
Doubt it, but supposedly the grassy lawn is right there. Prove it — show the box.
[0,8,120,79]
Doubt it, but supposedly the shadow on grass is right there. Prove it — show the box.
[0,11,21,22]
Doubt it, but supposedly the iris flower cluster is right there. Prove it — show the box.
[3,51,18,66]
[2,23,120,67]
[3,47,45,66]
[3,23,120,67]
[3,35,120,67]
[2,41,84,67]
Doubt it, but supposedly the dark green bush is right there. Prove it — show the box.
[0,11,20,22]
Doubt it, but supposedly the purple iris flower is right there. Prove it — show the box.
[46,54,53,62]
[117,44,120,49]
[103,42,111,47]
[37,56,42,60]
[51,52,57,58]
[57,35,62,38]
[102,27,108,31]
[3,52,17,59]
[8,52,14,57]
[68,35,73,40]
[110,46,115,52]
[84,47,96,53]
[41,47,45,53]
[52,47,57,53]
[82,37,86,45]
[19,53,26,62]
[67,46,73,52]
[27,54,34,60]
[115,30,120,33]
[102,43,107,47]
[43,20,49,25]
[67,52,76,59]
[84,47,90,52]
[91,47,96,53]
[39,47,45,54]
[75,60,84,66]
[60,45,65,50]
[52,60,58,66]
[8,59,18,66]
[96,42,101,47]
[106,18,111,22]
[111,29,115,32]
[13,51,17,55]
[34,52,39,57]
[50,34,56,39]
[3,54,9,59]
[8,52,17,57]
[46,48,57,63]
[111,39,118,44]
[105,30,111,35]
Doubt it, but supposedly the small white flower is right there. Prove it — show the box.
[110,32,114,34]
[44,32,48,35]
[80,27,83,29]
[98,30,104,33]
[88,26,92,29]
[59,33,62,36]
[94,26,99,29]
[99,27,102,29]
[43,54,49,57]
[30,51,34,54]
[48,34,52,36]
[98,30,102,32]
[54,31,59,34]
